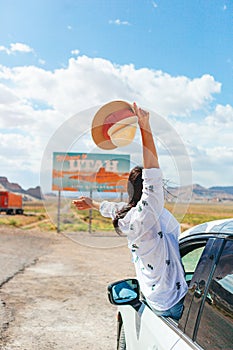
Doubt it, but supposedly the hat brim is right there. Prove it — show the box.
[91,100,135,150]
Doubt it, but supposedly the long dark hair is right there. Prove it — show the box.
[113,166,143,235]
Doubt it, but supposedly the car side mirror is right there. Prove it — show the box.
[107,278,141,308]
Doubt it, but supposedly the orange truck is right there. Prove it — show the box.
[0,191,24,215]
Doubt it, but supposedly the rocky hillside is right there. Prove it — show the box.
[166,183,233,202]
[0,177,43,200]
[0,176,232,202]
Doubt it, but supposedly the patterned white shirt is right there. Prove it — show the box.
[100,168,188,311]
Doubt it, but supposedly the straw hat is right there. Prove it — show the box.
[91,100,138,150]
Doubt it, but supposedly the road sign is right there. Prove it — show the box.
[52,152,130,192]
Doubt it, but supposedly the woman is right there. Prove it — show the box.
[73,102,187,320]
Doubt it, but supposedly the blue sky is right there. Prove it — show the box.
[0,0,232,191]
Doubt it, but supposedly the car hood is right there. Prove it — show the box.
[180,218,233,240]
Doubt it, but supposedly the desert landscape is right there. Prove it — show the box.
[0,198,232,349]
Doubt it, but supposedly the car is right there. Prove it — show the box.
[107,218,233,350]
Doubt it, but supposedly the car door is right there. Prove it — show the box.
[122,303,184,350]
[192,238,233,350]
[179,236,232,347]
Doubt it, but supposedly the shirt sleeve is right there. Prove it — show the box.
[99,201,126,220]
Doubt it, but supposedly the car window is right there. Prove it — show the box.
[180,240,206,285]
[196,239,233,350]
[182,246,205,283]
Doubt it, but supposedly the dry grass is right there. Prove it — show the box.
[166,202,232,226]
[0,200,232,232]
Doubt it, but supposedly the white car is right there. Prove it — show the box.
[107,218,233,350]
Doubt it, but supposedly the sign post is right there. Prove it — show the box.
[57,190,61,233]
[89,189,93,234]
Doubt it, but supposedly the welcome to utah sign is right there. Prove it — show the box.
[52,152,130,193]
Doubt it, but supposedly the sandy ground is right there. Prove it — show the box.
[0,226,134,350]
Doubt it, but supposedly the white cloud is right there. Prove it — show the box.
[0,42,33,55]
[0,55,231,187]
[71,49,80,56]
[10,43,33,53]
[38,58,46,65]
[170,102,233,186]
[116,67,221,116]
[0,46,7,53]
[152,1,158,8]
[109,19,130,26]
[1,56,220,117]
[0,84,19,104]
[205,104,233,127]
[1,133,39,159]
[189,145,233,186]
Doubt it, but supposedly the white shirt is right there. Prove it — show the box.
[100,168,188,311]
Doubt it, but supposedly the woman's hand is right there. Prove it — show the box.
[133,102,159,169]
[133,102,150,130]
[72,197,93,210]
[72,197,100,210]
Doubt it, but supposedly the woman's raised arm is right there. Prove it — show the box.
[133,102,159,169]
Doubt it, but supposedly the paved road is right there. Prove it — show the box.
[0,227,54,341]
[0,227,133,350]
[0,227,53,287]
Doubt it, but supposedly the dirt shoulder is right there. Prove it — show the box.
[0,227,134,350]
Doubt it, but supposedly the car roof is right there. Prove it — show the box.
[180,218,233,240]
